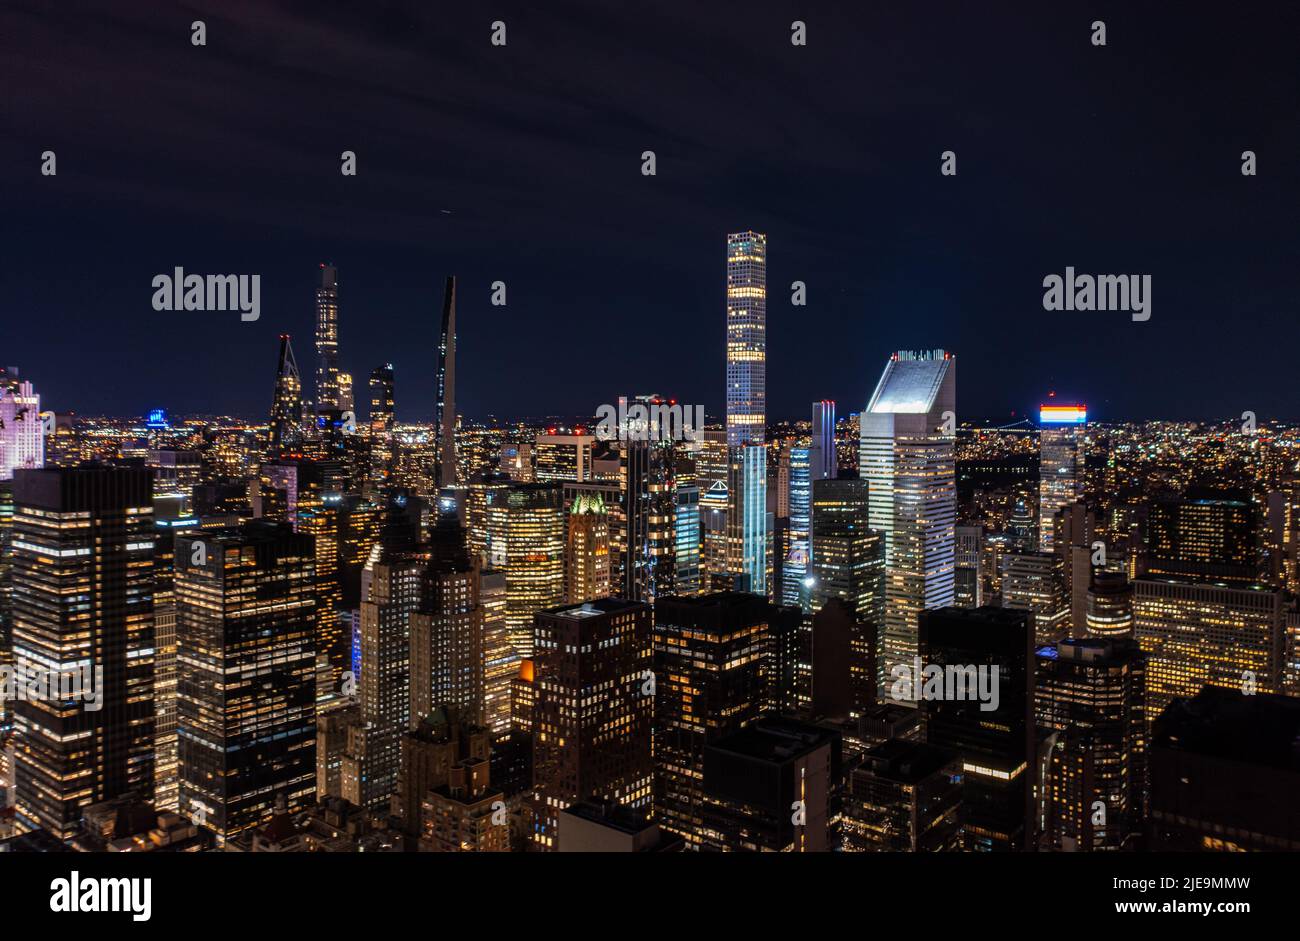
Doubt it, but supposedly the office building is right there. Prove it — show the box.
[1038,404,1086,551]
[917,607,1034,851]
[652,592,774,846]
[531,599,654,850]
[725,231,766,447]
[10,465,156,839]
[810,400,836,482]
[1036,637,1147,851]
[175,521,317,844]
[861,351,957,675]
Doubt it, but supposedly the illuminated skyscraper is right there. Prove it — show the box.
[314,264,341,412]
[1036,637,1147,851]
[484,483,565,657]
[368,364,395,484]
[726,444,768,595]
[1146,487,1257,584]
[781,446,811,608]
[621,396,679,603]
[435,276,457,489]
[1038,404,1086,551]
[860,350,957,675]
[652,592,774,846]
[531,598,654,849]
[175,521,317,846]
[565,490,611,603]
[810,400,836,481]
[1134,577,1284,720]
[0,368,43,480]
[725,231,766,448]
[535,433,594,483]
[269,334,304,454]
[1085,571,1134,637]
[480,570,517,736]
[1000,551,1068,645]
[10,466,156,839]
[410,512,484,727]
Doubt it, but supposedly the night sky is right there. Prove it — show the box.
[3,1,1298,423]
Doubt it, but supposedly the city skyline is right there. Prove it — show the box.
[3,2,1300,908]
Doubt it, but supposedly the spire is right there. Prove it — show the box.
[435,275,457,489]
[269,334,303,453]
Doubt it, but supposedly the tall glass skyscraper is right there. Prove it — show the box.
[1038,403,1086,551]
[781,446,811,608]
[724,232,768,595]
[725,231,766,448]
[810,400,836,481]
[860,350,957,675]
[314,264,341,412]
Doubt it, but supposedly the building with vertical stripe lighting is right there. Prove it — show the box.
[860,351,957,675]
[1038,403,1085,551]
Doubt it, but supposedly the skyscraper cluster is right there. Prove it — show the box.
[2,235,1297,860]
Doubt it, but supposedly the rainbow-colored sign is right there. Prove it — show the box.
[1040,404,1087,424]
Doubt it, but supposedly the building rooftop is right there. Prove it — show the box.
[1152,686,1300,772]
[868,351,953,415]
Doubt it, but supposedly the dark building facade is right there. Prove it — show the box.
[917,606,1034,852]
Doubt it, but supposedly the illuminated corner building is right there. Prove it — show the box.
[434,275,458,490]
[700,717,840,852]
[175,521,317,845]
[10,466,156,839]
[810,478,883,623]
[481,569,519,737]
[1000,551,1068,645]
[725,444,767,595]
[780,446,811,609]
[1146,487,1257,584]
[918,607,1034,852]
[652,592,774,847]
[674,484,701,594]
[620,396,679,603]
[410,511,484,726]
[1133,576,1284,720]
[535,433,594,483]
[466,471,511,567]
[725,230,766,448]
[860,351,956,676]
[565,490,611,603]
[367,364,395,484]
[422,756,508,852]
[1037,404,1085,551]
[153,509,201,813]
[484,483,564,658]
[1150,687,1300,851]
[697,427,729,493]
[1085,571,1133,636]
[810,400,836,481]
[1035,637,1146,851]
[700,479,729,583]
[531,599,654,850]
[314,264,341,412]
[842,740,962,852]
[343,541,430,812]
[0,368,44,480]
[395,709,490,841]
